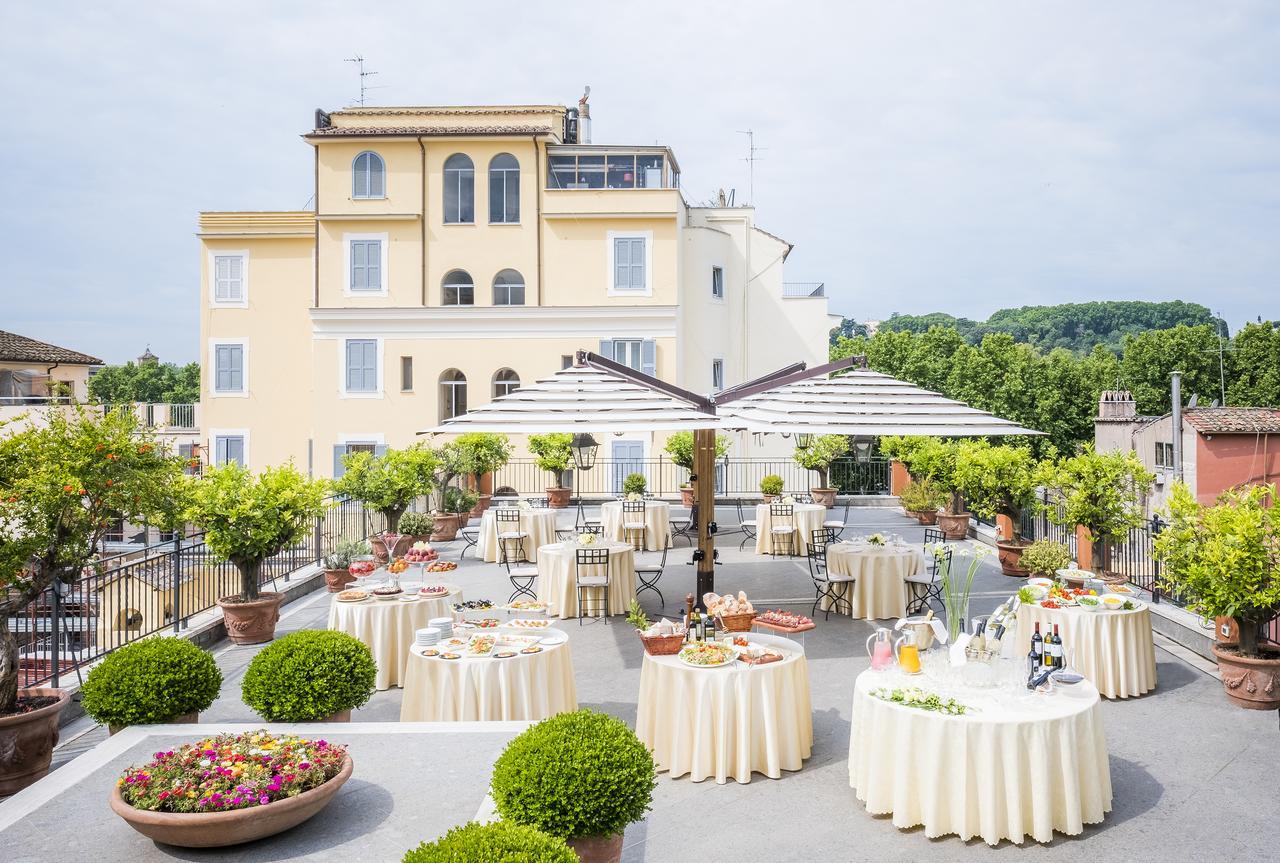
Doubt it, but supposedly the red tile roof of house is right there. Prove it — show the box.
[0,330,103,365]
[306,125,554,138]
[1183,407,1280,434]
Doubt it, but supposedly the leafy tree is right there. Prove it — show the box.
[1227,321,1280,407]
[453,433,512,489]
[334,444,439,530]
[662,431,731,479]
[793,434,850,489]
[0,407,187,713]
[429,441,474,513]
[1038,445,1154,571]
[1119,324,1226,413]
[528,434,573,489]
[88,361,201,404]
[953,441,1040,541]
[828,317,869,344]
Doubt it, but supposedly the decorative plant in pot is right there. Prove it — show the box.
[897,478,944,525]
[528,433,574,508]
[490,709,656,863]
[427,441,475,540]
[884,437,968,538]
[109,729,352,847]
[454,432,512,517]
[793,434,850,508]
[81,637,222,735]
[241,630,377,721]
[396,511,435,545]
[321,539,371,592]
[759,474,784,502]
[186,462,327,645]
[402,821,577,863]
[0,406,186,794]
[622,471,647,497]
[663,431,730,506]
[1039,445,1154,580]
[335,444,439,561]
[1154,483,1280,710]
[1018,540,1072,579]
[954,441,1039,575]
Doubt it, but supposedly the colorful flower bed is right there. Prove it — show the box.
[116,731,347,813]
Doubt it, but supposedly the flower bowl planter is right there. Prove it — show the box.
[936,512,971,540]
[429,513,460,542]
[109,754,353,848]
[680,486,694,507]
[108,711,199,737]
[324,568,356,593]
[546,487,571,508]
[217,593,285,645]
[907,509,938,525]
[0,688,70,795]
[996,540,1031,576]
[810,488,838,508]
[566,832,624,863]
[1213,644,1280,710]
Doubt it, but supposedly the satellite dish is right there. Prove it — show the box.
[1211,399,1220,408]
[1188,394,1199,407]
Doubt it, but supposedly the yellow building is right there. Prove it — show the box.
[199,98,836,478]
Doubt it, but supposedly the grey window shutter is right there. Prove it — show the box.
[228,437,244,466]
[371,157,384,197]
[631,238,646,289]
[214,346,227,390]
[351,241,364,289]
[613,238,628,289]
[641,340,656,376]
[374,444,388,457]
[229,346,243,390]
[363,341,377,391]
[345,341,357,390]
[334,445,348,478]
[368,241,381,289]
[599,339,614,361]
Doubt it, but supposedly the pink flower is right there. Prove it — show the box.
[259,795,270,805]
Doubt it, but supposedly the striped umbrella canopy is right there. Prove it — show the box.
[717,368,1042,437]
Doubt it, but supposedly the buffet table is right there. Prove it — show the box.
[536,541,636,619]
[600,500,671,550]
[399,635,577,722]
[1015,602,1157,699]
[326,584,462,690]
[822,543,920,620]
[477,508,560,562]
[849,669,1111,845]
[754,503,826,555]
[636,633,813,784]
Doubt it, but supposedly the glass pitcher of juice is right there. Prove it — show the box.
[866,627,895,671]
[894,629,923,674]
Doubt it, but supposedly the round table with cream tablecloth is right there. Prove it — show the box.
[754,503,827,555]
[600,500,671,550]
[477,508,560,562]
[1015,602,1157,699]
[636,632,813,784]
[536,541,636,619]
[326,584,462,690]
[821,543,922,620]
[399,637,577,722]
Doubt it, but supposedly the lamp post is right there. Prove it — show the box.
[795,433,813,450]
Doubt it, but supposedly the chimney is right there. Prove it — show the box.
[1096,390,1136,422]
[578,85,592,144]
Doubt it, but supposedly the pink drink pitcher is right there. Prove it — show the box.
[866,627,895,671]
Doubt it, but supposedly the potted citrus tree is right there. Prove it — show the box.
[241,630,377,721]
[0,406,185,794]
[403,821,577,863]
[335,444,438,560]
[955,441,1039,575]
[793,434,849,508]
[1155,483,1280,710]
[454,432,512,517]
[186,462,327,645]
[898,478,944,525]
[81,637,222,735]
[490,709,656,863]
[528,433,573,508]
[321,539,371,593]
[428,441,474,540]
[663,431,730,506]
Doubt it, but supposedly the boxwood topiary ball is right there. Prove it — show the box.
[80,637,222,728]
[241,630,376,721]
[402,821,577,863]
[490,709,656,840]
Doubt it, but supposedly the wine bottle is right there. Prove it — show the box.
[691,609,703,642]
[1048,624,1064,670]
[1031,622,1044,666]
[706,614,717,642]
[967,618,987,660]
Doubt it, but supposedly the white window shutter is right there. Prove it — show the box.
[614,238,629,289]
[641,340,656,377]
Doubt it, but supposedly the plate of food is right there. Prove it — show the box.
[426,561,458,573]
[420,648,440,657]
[372,586,404,601]
[439,652,461,660]
[1027,577,1055,588]
[1100,594,1142,611]
[1107,583,1137,595]
[520,645,544,655]
[336,589,369,602]
[419,584,451,597]
[468,635,496,656]
[454,599,493,612]
[493,650,518,659]
[506,618,552,631]
[498,634,541,648]
[500,600,548,614]
[677,642,737,668]
[442,636,470,650]
[466,617,502,629]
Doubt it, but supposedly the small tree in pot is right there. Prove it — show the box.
[335,444,438,560]
[528,433,573,508]
[793,434,850,507]
[1018,540,1072,578]
[663,431,730,506]
[882,437,967,537]
[759,473,784,501]
[954,441,1039,575]
[897,478,945,525]
[186,462,327,645]
[403,821,577,863]
[454,432,512,516]
[428,441,475,541]
[1155,483,1280,709]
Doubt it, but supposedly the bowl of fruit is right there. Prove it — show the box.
[387,557,410,575]
[426,560,458,573]
[404,542,438,564]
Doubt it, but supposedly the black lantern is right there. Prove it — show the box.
[570,433,600,471]
[795,433,814,450]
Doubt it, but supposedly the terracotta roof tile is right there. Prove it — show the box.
[307,125,553,138]
[1183,407,1280,434]
[0,330,102,365]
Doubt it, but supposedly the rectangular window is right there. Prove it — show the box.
[489,165,520,223]
[606,155,635,189]
[493,282,524,305]
[213,254,245,303]
[1155,441,1175,468]
[600,339,655,375]
[613,237,647,291]
[349,240,382,292]
[400,356,413,392]
[213,343,244,393]
[712,266,724,299]
[561,355,574,370]
[214,435,245,467]
[712,359,724,391]
[613,339,642,371]
[443,282,475,306]
[345,339,378,393]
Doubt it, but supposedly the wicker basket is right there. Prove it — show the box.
[717,612,757,632]
[638,632,686,656]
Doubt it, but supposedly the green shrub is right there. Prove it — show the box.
[397,511,434,536]
[899,478,945,512]
[760,474,784,496]
[241,630,376,721]
[1020,539,1072,576]
[490,709,655,840]
[622,472,647,495]
[402,821,577,863]
[322,539,370,570]
[444,486,479,515]
[81,637,221,728]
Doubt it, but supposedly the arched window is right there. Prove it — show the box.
[352,151,385,199]
[440,369,467,421]
[489,153,520,223]
[493,368,520,398]
[442,270,474,306]
[443,154,474,223]
[492,269,525,306]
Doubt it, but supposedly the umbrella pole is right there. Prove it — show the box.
[694,427,717,607]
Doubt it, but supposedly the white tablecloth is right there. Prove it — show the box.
[1015,603,1157,699]
[477,508,560,562]
[536,541,636,619]
[399,637,577,722]
[822,544,921,620]
[600,500,671,550]
[754,503,826,555]
[326,585,461,690]
[849,669,1111,845]
[636,633,813,784]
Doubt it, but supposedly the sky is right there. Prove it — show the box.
[2,1,1277,364]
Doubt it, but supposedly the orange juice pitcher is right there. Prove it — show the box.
[894,629,923,674]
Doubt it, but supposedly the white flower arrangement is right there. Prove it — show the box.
[781,495,796,504]
[867,533,886,546]
[625,492,642,502]
[577,533,598,546]
[518,500,532,510]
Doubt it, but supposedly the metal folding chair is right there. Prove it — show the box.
[768,503,796,557]
[634,541,669,610]
[500,542,538,603]
[807,527,851,619]
[670,503,698,547]
[823,497,851,540]
[622,499,648,550]
[494,507,528,564]
[457,522,480,559]
[574,546,612,624]
[907,545,950,615]
[736,499,759,550]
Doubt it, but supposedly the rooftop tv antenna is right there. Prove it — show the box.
[737,129,767,204]
[345,55,381,107]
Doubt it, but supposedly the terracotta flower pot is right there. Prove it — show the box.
[324,568,356,593]
[566,832,624,863]
[469,493,493,519]
[907,509,938,525]
[762,494,778,504]
[810,488,837,508]
[108,711,199,737]
[680,486,694,506]
[217,592,285,645]
[109,754,353,848]
[936,512,970,540]
[546,487,571,509]
[1213,644,1280,710]
[322,709,351,722]
[996,540,1031,576]
[0,687,70,795]
[430,513,460,542]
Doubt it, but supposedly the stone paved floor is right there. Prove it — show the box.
[5,507,1278,862]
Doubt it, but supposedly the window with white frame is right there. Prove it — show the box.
[440,369,467,421]
[213,343,245,394]
[349,238,383,292]
[492,269,525,305]
[711,266,724,299]
[442,270,474,306]
[488,153,520,223]
[344,339,379,393]
[493,368,520,397]
[612,236,647,292]
[599,338,655,375]
[214,435,245,467]
[443,154,475,223]
[1154,441,1175,468]
[352,151,385,199]
[400,356,413,391]
[712,359,724,391]
[212,253,247,304]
